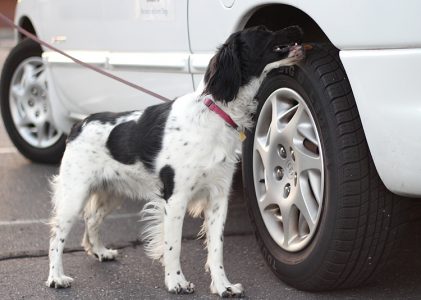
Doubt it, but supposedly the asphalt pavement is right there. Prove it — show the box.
[1,34,421,299]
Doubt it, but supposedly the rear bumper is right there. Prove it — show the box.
[340,48,421,197]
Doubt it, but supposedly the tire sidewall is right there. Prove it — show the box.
[0,39,65,164]
[243,63,340,284]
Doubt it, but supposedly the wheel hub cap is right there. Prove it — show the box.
[9,57,62,148]
[253,88,324,252]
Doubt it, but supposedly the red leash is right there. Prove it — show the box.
[0,13,171,103]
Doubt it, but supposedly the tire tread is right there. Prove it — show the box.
[305,44,409,290]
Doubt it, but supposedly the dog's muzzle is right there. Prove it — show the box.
[287,44,305,62]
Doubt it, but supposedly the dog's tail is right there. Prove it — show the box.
[140,198,166,262]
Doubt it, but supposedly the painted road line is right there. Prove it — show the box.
[0,147,18,154]
[0,212,140,226]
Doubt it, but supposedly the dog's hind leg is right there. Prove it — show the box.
[163,193,195,294]
[81,191,122,261]
[46,174,90,289]
[205,193,244,298]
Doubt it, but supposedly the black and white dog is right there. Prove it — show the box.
[46,25,304,297]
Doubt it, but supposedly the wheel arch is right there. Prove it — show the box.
[17,15,37,41]
[241,4,331,45]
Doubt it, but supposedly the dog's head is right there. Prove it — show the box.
[203,25,304,103]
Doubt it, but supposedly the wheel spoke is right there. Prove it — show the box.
[281,205,297,248]
[258,192,278,212]
[267,96,290,149]
[271,95,293,130]
[297,121,318,146]
[255,128,271,170]
[11,85,28,113]
[35,122,47,146]
[11,85,25,100]
[36,69,47,88]
[308,170,322,204]
[47,122,56,139]
[22,64,36,88]
[278,103,299,124]
[298,212,309,237]
[295,145,322,172]
[33,64,44,75]
[17,115,32,128]
[279,104,305,141]
[294,180,317,232]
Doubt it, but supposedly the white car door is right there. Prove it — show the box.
[188,0,239,89]
[102,0,192,110]
[42,0,192,117]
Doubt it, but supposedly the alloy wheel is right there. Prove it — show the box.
[252,87,324,252]
[8,57,62,148]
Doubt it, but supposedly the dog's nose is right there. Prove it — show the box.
[289,44,305,60]
[289,44,304,56]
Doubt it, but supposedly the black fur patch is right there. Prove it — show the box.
[203,26,303,103]
[87,111,135,124]
[106,101,173,171]
[203,35,241,103]
[67,111,135,143]
[160,165,175,201]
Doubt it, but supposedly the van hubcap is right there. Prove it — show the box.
[253,87,324,252]
[9,57,62,148]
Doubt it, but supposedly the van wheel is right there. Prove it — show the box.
[1,38,65,163]
[242,44,411,291]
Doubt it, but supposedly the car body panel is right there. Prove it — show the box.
[17,0,193,126]
[43,51,192,118]
[13,0,421,196]
[189,0,421,52]
[341,49,421,196]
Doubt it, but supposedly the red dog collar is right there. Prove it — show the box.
[203,98,238,130]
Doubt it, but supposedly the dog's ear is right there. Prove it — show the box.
[203,34,242,103]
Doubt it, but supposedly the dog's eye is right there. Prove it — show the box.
[273,45,290,53]
[273,43,299,53]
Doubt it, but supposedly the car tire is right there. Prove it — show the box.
[242,44,411,291]
[1,38,66,164]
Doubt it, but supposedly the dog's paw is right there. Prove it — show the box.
[46,275,74,289]
[92,248,118,262]
[167,281,195,295]
[211,282,245,298]
[221,284,245,298]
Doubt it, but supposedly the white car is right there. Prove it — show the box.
[1,0,420,292]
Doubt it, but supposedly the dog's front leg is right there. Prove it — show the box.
[163,194,195,294]
[205,195,244,298]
